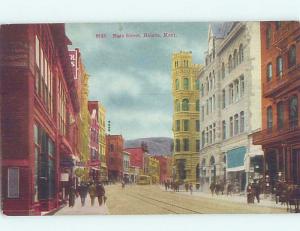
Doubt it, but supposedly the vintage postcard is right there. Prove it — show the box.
[0,21,299,216]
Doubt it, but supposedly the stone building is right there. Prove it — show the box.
[199,22,263,192]
[172,51,203,183]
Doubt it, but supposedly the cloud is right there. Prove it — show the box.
[66,22,208,139]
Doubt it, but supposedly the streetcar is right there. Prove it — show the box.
[137,175,151,185]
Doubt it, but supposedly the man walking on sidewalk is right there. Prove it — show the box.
[77,182,88,206]
[96,182,106,206]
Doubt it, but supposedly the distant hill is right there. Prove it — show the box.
[124,137,173,156]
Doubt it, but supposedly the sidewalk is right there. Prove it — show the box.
[54,196,109,215]
[161,186,287,210]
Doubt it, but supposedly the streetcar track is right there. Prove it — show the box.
[126,192,203,214]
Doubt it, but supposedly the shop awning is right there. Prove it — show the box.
[226,146,246,172]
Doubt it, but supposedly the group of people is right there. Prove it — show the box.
[246,180,261,204]
[68,181,106,207]
[163,181,194,194]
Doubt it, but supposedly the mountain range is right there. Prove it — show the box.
[124,137,173,156]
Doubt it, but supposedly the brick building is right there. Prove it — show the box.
[253,21,300,187]
[154,155,172,183]
[106,135,124,182]
[0,24,80,215]
[88,101,100,181]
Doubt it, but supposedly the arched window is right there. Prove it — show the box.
[267,63,273,81]
[175,79,179,90]
[240,111,245,133]
[233,49,238,68]
[183,78,189,90]
[267,106,273,130]
[239,44,244,63]
[289,95,298,128]
[234,114,239,135]
[276,56,283,78]
[288,45,296,68]
[228,55,232,73]
[182,99,189,111]
[221,62,225,79]
[175,99,180,112]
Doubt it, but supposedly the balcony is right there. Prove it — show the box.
[253,119,299,145]
[272,22,300,47]
[263,63,300,98]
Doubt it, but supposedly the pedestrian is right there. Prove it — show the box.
[253,180,260,203]
[246,183,254,204]
[88,182,97,206]
[189,183,193,195]
[77,182,88,206]
[68,185,76,207]
[96,182,106,206]
[121,180,125,189]
[164,181,168,191]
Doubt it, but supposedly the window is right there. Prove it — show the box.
[209,97,212,113]
[206,100,209,115]
[288,45,296,68]
[110,144,114,152]
[277,102,284,129]
[183,138,189,151]
[230,117,233,137]
[267,63,272,81]
[7,168,19,198]
[233,49,238,68]
[276,56,283,78]
[202,131,205,148]
[201,84,204,97]
[234,79,239,102]
[222,120,226,140]
[196,120,200,132]
[183,120,189,131]
[234,114,239,135]
[240,111,245,133]
[175,79,179,90]
[183,78,189,90]
[175,100,180,112]
[175,139,180,152]
[209,126,212,144]
[221,62,225,79]
[228,55,232,73]
[195,79,200,90]
[201,106,204,122]
[229,84,234,104]
[222,89,226,109]
[176,120,180,131]
[240,75,245,97]
[267,106,273,129]
[289,95,298,128]
[239,44,244,63]
[266,26,272,49]
[196,140,200,152]
[196,99,200,111]
[275,21,282,30]
[212,71,215,89]
[182,99,189,111]
[213,123,216,143]
[212,95,216,111]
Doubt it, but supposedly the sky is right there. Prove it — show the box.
[66,22,209,140]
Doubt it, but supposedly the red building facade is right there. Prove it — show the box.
[253,21,300,187]
[124,147,144,170]
[0,24,80,215]
[154,156,172,183]
[88,101,100,181]
[106,135,124,182]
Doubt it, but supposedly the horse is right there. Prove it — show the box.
[215,182,225,195]
[210,182,216,196]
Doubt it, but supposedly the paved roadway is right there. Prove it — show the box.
[55,184,287,215]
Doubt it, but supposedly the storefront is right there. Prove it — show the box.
[226,146,247,192]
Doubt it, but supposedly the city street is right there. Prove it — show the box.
[54,184,287,215]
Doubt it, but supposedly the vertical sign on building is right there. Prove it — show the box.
[69,50,78,79]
